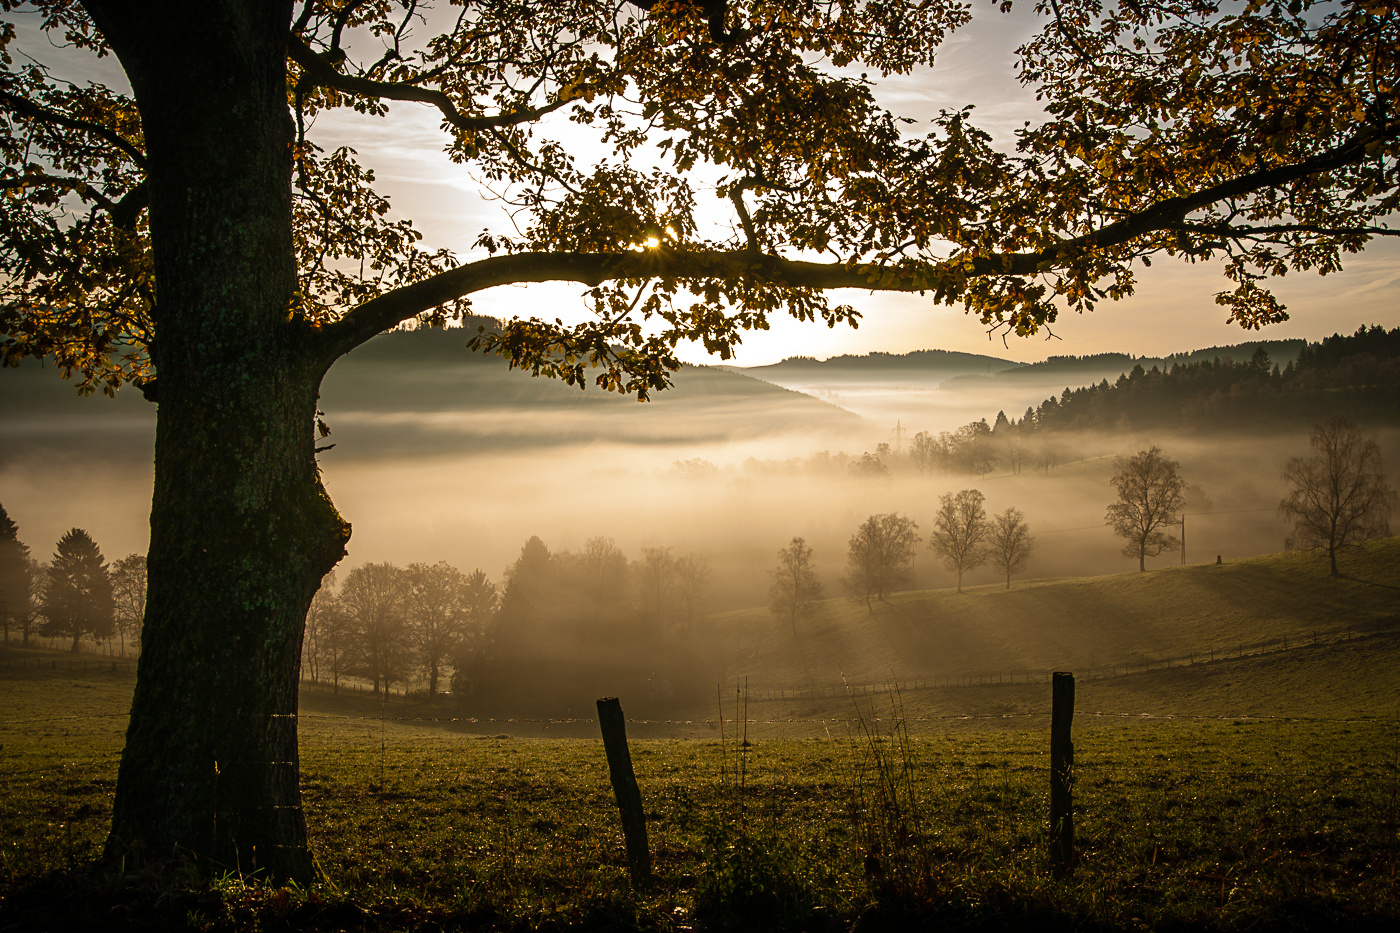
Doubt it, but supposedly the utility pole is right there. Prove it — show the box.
[1180,514,1186,565]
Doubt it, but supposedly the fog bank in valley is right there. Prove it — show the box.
[7,332,1388,616]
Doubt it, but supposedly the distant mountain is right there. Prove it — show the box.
[0,324,861,463]
[727,348,1021,380]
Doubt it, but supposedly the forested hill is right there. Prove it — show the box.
[941,338,1307,391]
[1010,326,1400,435]
[731,348,1020,378]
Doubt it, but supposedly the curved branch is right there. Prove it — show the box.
[316,248,895,362]
[287,36,576,132]
[315,118,1400,365]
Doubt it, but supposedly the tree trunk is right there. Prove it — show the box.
[93,1,349,883]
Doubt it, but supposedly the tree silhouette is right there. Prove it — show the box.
[109,553,147,656]
[5,0,1398,881]
[339,562,410,697]
[843,513,920,609]
[1106,447,1186,572]
[41,528,115,651]
[1280,417,1395,576]
[769,537,823,635]
[987,507,1036,589]
[403,561,471,698]
[930,489,990,593]
[0,503,31,642]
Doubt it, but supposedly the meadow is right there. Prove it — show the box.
[2,542,1399,930]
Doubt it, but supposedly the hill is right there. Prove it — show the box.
[728,348,1021,379]
[939,338,1307,392]
[0,325,861,463]
[994,326,1400,436]
[701,538,1400,698]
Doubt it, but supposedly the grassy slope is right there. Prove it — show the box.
[703,538,1400,691]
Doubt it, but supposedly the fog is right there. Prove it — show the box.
[7,335,1390,615]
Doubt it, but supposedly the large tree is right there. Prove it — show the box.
[1279,416,1395,575]
[1105,446,1187,571]
[2,0,1397,882]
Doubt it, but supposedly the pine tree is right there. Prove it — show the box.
[41,529,116,652]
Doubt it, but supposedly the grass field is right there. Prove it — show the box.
[2,541,1398,930]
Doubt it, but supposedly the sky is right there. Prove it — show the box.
[297,1,1400,366]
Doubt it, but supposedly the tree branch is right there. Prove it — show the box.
[1008,120,1400,274]
[316,248,900,361]
[287,36,576,133]
[0,88,147,168]
[315,118,1399,365]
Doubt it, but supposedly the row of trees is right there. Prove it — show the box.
[769,492,1038,628]
[0,507,146,653]
[301,535,713,710]
[768,415,1394,629]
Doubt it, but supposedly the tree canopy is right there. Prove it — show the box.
[3,0,1398,398]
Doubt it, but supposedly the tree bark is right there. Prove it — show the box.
[90,1,348,882]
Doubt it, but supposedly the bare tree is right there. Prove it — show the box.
[301,572,336,685]
[404,561,472,699]
[110,554,148,657]
[339,563,410,698]
[930,489,990,593]
[638,546,677,625]
[1280,416,1395,576]
[1106,447,1187,571]
[843,513,920,609]
[910,431,939,477]
[16,558,45,647]
[673,554,712,624]
[769,537,824,635]
[987,507,1036,589]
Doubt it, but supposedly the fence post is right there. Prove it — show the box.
[1050,671,1075,879]
[596,697,651,886]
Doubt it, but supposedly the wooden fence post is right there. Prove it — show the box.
[597,697,651,885]
[1050,671,1075,878]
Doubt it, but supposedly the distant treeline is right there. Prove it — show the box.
[1010,326,1400,435]
[302,536,714,718]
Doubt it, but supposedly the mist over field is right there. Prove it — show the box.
[5,326,1392,618]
